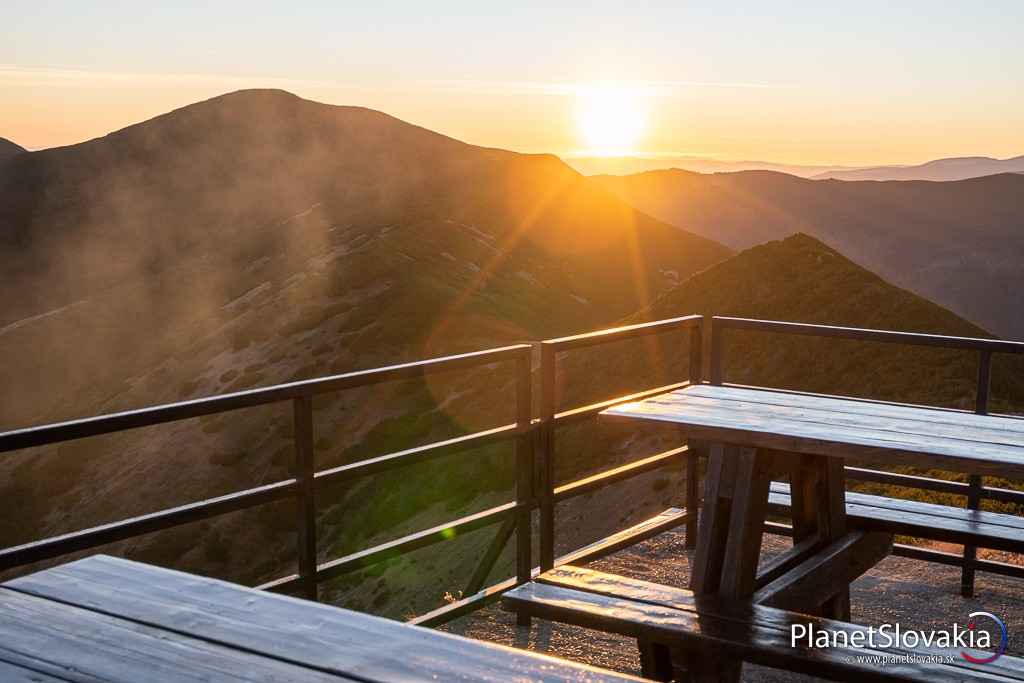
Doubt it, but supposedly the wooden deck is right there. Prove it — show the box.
[3,314,1024,679]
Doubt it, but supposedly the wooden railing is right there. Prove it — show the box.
[1,313,1021,625]
[709,315,1024,596]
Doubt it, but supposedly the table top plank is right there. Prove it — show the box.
[0,658,74,683]
[621,392,1024,457]
[5,555,641,683]
[0,589,354,683]
[687,385,1024,435]
[683,387,1024,446]
[603,386,1024,478]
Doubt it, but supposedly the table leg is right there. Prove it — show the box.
[818,459,850,620]
[690,443,737,595]
[788,454,850,619]
[688,444,773,683]
[719,447,774,600]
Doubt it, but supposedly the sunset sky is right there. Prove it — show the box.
[4,1,1023,164]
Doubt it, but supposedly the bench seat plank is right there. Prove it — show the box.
[5,555,641,683]
[768,482,1024,552]
[511,566,1024,682]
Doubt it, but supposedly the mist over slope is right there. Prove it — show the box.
[814,155,1024,181]
[0,90,731,609]
[0,89,729,428]
[594,169,1024,340]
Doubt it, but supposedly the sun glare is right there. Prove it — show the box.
[576,85,649,156]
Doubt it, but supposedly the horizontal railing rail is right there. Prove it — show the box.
[709,315,1024,596]
[0,315,704,627]
[0,344,534,604]
[0,345,529,453]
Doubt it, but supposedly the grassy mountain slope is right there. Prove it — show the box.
[594,169,1024,340]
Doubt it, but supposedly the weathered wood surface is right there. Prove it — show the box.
[603,385,1024,478]
[769,482,1024,552]
[0,659,72,682]
[3,555,644,683]
[753,531,892,611]
[506,566,1024,682]
[0,589,352,683]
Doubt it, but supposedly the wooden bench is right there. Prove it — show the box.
[503,565,1024,682]
[768,481,1024,555]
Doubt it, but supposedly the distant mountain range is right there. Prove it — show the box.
[567,153,1024,182]
[565,155,853,178]
[813,155,1024,181]
[595,169,1024,340]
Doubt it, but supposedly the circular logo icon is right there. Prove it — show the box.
[961,611,1007,664]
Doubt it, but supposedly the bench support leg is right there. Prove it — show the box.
[638,640,674,681]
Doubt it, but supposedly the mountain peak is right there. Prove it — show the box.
[0,137,26,162]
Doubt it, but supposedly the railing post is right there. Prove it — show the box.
[962,349,992,597]
[293,395,318,601]
[514,346,535,625]
[709,316,724,385]
[538,342,557,571]
[685,320,705,548]
[689,322,703,385]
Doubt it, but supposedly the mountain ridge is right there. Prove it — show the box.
[0,137,25,163]
[813,154,1024,181]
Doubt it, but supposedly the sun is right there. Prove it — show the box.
[576,85,649,156]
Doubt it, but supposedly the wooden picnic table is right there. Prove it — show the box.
[598,383,1024,679]
[0,554,643,683]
